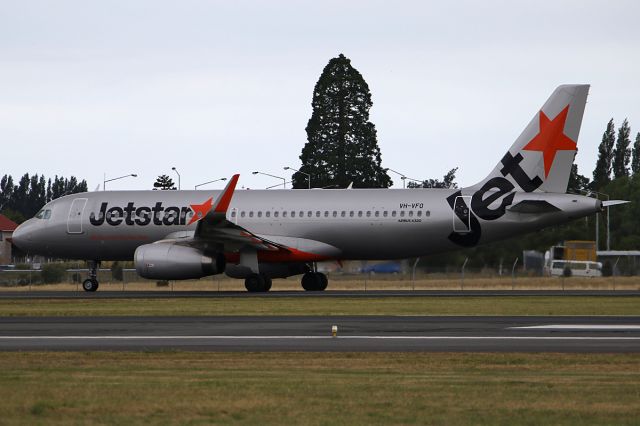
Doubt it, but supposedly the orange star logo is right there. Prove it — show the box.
[188,197,213,225]
[522,105,576,178]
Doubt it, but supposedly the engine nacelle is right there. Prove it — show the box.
[134,243,225,280]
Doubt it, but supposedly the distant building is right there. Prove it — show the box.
[0,214,18,265]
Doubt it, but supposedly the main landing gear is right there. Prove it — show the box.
[82,261,100,292]
[301,272,328,291]
[244,273,273,293]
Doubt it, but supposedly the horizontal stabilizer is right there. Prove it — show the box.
[602,200,630,207]
[507,200,561,214]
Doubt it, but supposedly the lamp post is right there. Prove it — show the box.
[171,167,181,190]
[103,173,137,191]
[385,168,408,189]
[194,178,227,190]
[252,171,286,189]
[581,190,610,251]
[283,166,311,189]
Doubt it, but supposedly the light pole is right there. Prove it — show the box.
[194,178,227,190]
[103,173,137,191]
[582,190,610,251]
[283,166,311,189]
[385,168,408,189]
[171,167,181,190]
[252,171,286,189]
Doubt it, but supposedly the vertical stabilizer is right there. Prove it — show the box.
[470,84,589,193]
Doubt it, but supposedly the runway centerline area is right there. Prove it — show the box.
[1,316,639,352]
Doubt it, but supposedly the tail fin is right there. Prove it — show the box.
[471,84,589,193]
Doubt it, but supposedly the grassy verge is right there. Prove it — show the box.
[0,296,638,316]
[0,352,638,425]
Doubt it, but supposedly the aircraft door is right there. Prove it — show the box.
[452,196,472,233]
[67,198,88,234]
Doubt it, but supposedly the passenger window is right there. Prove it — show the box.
[231,211,236,218]
[374,211,379,217]
[341,211,346,217]
[408,211,413,217]
[307,211,312,217]
[366,211,371,217]
[291,211,296,218]
[257,211,262,218]
[241,211,246,218]
[417,211,422,217]
[333,211,337,217]
[383,211,388,217]
[350,211,354,217]
[324,211,329,218]
[266,211,270,218]
[392,211,397,217]
[249,211,254,218]
[425,211,431,217]
[400,211,405,217]
[281,211,286,218]
[300,211,304,217]
[358,211,363,217]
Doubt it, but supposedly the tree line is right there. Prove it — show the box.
[0,174,88,223]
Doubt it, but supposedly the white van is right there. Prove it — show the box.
[550,260,602,277]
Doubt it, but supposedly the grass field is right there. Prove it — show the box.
[0,296,638,316]
[0,352,638,425]
[1,275,639,292]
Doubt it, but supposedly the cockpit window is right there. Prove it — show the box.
[34,209,52,220]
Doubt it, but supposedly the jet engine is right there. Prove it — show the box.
[134,243,225,280]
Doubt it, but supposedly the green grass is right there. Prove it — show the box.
[0,296,638,317]
[0,352,638,425]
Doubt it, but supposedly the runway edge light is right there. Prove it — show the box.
[332,325,338,337]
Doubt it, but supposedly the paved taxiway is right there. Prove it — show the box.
[0,290,638,299]
[1,316,639,352]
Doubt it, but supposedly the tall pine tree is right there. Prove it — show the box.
[631,132,640,175]
[612,118,631,178]
[293,54,391,189]
[153,175,176,190]
[592,119,616,189]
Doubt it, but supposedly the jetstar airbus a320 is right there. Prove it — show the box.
[12,84,627,292]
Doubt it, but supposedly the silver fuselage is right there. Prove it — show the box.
[13,187,600,262]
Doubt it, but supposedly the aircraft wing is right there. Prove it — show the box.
[186,174,290,253]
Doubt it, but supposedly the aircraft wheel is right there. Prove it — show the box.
[317,273,328,291]
[82,279,99,292]
[301,272,325,291]
[244,274,266,292]
[263,276,272,292]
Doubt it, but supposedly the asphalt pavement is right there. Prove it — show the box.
[1,315,639,352]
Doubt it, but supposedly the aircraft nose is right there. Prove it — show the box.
[11,221,33,251]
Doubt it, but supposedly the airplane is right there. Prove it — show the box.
[11,84,626,292]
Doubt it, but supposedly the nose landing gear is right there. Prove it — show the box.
[82,261,100,292]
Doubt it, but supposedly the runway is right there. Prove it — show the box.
[0,289,638,299]
[1,316,639,352]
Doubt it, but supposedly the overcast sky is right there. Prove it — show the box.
[1,0,639,191]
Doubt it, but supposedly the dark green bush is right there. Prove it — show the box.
[41,263,66,284]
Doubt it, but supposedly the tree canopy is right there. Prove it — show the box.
[292,54,392,189]
[0,174,88,223]
[153,175,176,190]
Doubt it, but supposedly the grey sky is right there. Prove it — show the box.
[1,0,639,191]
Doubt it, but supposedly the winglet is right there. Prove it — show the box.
[212,174,240,213]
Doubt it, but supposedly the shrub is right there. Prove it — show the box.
[111,261,123,281]
[41,263,67,284]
